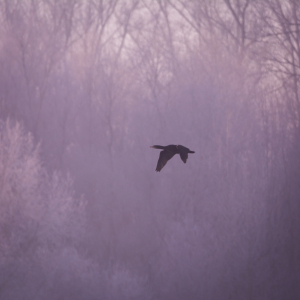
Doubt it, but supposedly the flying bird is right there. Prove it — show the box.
[150,144,195,172]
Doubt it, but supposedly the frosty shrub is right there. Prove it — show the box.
[0,120,87,299]
[0,120,43,264]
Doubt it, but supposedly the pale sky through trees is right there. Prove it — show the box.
[0,1,300,299]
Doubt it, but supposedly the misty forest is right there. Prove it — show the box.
[0,0,300,299]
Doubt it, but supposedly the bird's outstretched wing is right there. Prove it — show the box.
[156,150,176,172]
[179,152,188,163]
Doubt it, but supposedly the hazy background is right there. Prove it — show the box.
[0,1,300,299]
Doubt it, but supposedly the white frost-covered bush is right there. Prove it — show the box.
[0,120,87,299]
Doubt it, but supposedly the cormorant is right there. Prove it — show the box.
[150,144,195,172]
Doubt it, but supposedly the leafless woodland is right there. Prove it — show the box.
[0,1,300,299]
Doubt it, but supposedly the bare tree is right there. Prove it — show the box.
[262,0,300,126]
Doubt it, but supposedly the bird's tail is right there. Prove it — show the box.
[189,151,195,153]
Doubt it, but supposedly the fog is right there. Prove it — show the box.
[0,1,300,299]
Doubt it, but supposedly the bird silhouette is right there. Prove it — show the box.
[150,144,195,172]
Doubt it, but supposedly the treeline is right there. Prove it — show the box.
[0,1,299,299]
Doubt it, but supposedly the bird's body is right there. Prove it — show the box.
[150,144,195,172]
